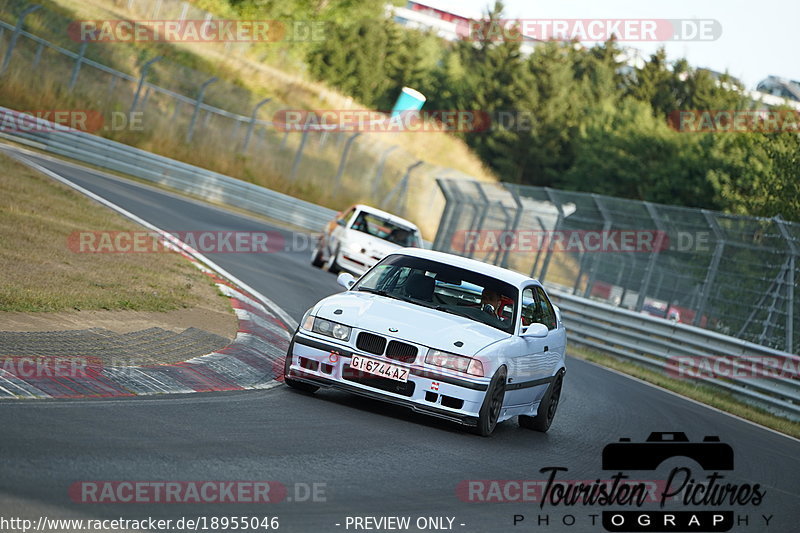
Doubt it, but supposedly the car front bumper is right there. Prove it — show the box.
[285,332,490,426]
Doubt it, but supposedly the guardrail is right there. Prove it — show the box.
[1,104,797,422]
[548,289,800,420]
[0,106,336,232]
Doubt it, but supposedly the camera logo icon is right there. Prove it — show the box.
[602,432,734,471]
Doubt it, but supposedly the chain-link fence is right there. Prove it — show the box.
[433,179,799,354]
[0,1,452,235]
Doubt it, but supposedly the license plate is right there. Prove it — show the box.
[350,355,409,383]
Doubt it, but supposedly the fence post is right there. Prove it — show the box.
[372,145,398,198]
[634,202,669,312]
[465,182,490,259]
[774,217,797,352]
[536,188,564,283]
[187,76,218,143]
[242,97,271,152]
[333,132,361,192]
[67,40,88,91]
[382,161,423,215]
[1,4,41,75]
[32,41,44,68]
[179,1,189,21]
[498,184,523,268]
[692,211,724,326]
[289,130,310,181]
[130,56,162,115]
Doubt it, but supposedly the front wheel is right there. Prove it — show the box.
[519,370,564,432]
[473,367,506,436]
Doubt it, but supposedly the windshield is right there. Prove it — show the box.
[353,255,517,333]
[350,211,420,247]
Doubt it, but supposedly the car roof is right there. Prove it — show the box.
[352,204,420,231]
[390,248,537,288]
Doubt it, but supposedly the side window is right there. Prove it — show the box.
[520,288,538,329]
[340,207,356,226]
[535,287,557,330]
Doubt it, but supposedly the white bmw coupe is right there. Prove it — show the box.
[284,248,566,436]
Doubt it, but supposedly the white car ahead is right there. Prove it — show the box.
[285,248,567,436]
[311,204,423,277]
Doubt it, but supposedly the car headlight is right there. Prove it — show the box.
[425,349,484,377]
[300,309,314,331]
[311,317,351,341]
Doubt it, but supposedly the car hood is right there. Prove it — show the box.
[313,291,508,356]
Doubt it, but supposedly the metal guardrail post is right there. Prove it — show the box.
[333,132,361,191]
[241,97,271,152]
[67,40,88,91]
[187,76,218,143]
[1,4,41,75]
[130,56,162,115]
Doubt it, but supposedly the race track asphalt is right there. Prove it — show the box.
[1,146,797,533]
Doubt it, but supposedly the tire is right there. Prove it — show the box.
[311,239,325,268]
[283,340,319,393]
[519,370,564,432]
[325,246,341,274]
[473,367,507,436]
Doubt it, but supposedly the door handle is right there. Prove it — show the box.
[544,346,549,352]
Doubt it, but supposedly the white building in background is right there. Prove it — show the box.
[755,76,800,103]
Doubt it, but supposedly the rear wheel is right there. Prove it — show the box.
[473,367,506,436]
[325,246,341,274]
[283,341,319,393]
[519,370,564,432]
[310,239,325,268]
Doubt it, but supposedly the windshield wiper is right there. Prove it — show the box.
[357,287,390,296]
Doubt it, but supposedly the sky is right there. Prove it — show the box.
[424,0,799,89]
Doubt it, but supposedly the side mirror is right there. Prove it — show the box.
[337,272,356,289]
[522,322,548,338]
[336,218,347,227]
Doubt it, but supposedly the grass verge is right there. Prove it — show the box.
[0,152,228,313]
[569,345,800,439]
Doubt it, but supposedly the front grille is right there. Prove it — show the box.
[343,366,416,397]
[385,340,418,363]
[356,332,386,355]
